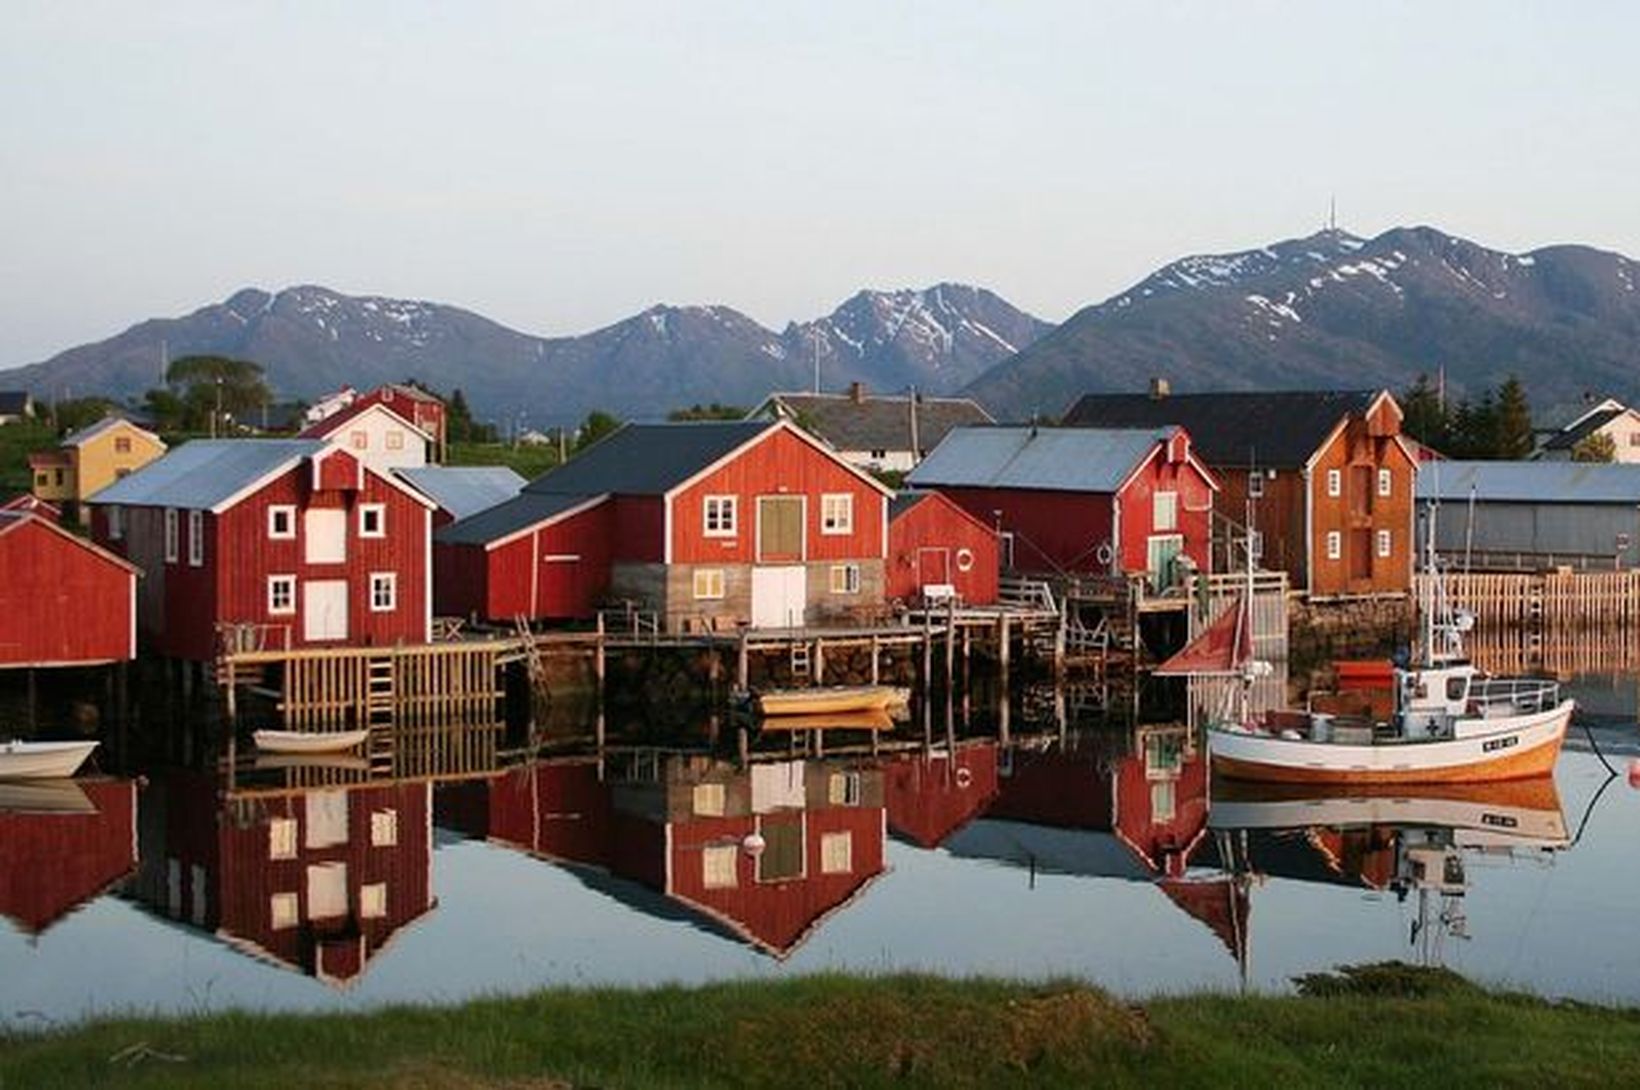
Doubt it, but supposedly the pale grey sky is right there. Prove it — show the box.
[3,1,1637,365]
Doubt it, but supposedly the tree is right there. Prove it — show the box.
[1400,374,1447,450]
[668,402,748,421]
[574,410,621,453]
[1493,375,1535,459]
[48,397,119,433]
[1572,432,1617,463]
[159,355,272,435]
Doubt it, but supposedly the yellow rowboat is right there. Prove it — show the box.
[755,685,911,717]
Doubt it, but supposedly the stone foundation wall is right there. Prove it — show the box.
[1290,595,1414,686]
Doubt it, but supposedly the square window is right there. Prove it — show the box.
[371,809,398,847]
[1377,529,1392,558]
[269,817,298,860]
[359,882,387,920]
[268,505,296,540]
[1326,469,1342,498]
[358,503,386,538]
[114,436,131,454]
[1153,491,1178,532]
[188,509,204,566]
[820,493,853,535]
[350,430,368,450]
[268,575,297,615]
[820,831,853,874]
[693,782,726,817]
[1247,472,1264,499]
[693,568,725,600]
[703,495,737,537]
[829,564,859,594]
[702,844,738,889]
[385,430,404,451]
[1378,468,1393,498]
[270,891,299,931]
[163,508,178,562]
[369,572,397,612]
[1326,530,1342,561]
[828,771,861,806]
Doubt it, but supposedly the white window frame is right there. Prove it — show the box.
[268,574,297,615]
[1247,471,1264,499]
[1326,530,1342,561]
[268,504,296,540]
[371,809,398,847]
[1379,468,1393,498]
[829,563,860,594]
[359,882,388,920]
[1326,469,1342,498]
[358,503,386,539]
[1153,490,1178,532]
[369,572,397,612]
[163,507,178,563]
[187,509,204,566]
[820,493,853,535]
[820,831,853,874]
[350,429,369,451]
[693,568,725,600]
[385,430,404,451]
[107,504,122,541]
[702,843,738,889]
[703,495,737,538]
[270,891,299,931]
[1377,528,1392,559]
[269,817,298,861]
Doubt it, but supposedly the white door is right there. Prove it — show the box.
[751,566,807,629]
[305,508,347,564]
[303,579,349,641]
[306,862,348,920]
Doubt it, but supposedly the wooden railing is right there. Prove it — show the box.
[1420,570,1640,631]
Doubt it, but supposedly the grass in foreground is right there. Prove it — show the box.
[6,965,1640,1089]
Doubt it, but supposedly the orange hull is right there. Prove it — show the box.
[1211,733,1564,785]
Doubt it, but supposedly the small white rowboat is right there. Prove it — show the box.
[0,740,99,780]
[253,729,371,755]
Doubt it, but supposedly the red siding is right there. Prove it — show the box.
[438,500,616,623]
[931,486,1116,576]
[0,517,134,666]
[1114,448,1216,576]
[312,448,362,492]
[1111,743,1210,879]
[882,745,999,848]
[886,494,999,604]
[612,497,665,564]
[0,778,136,934]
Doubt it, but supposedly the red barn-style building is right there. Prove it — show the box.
[0,778,137,936]
[436,420,894,631]
[907,426,1218,590]
[89,439,434,660]
[0,493,62,522]
[886,491,1000,605]
[0,511,138,667]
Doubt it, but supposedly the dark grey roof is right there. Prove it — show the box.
[394,466,525,520]
[1416,460,1640,505]
[1063,390,1381,468]
[435,492,607,546]
[88,439,328,510]
[523,421,776,497]
[889,492,935,520]
[759,392,992,455]
[0,392,32,416]
[907,426,1174,493]
[1541,406,1627,451]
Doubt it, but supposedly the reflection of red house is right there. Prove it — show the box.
[0,510,138,667]
[134,775,435,987]
[881,742,999,848]
[0,778,137,934]
[437,758,613,865]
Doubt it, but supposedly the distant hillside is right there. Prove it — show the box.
[3,284,1048,426]
[965,226,1640,422]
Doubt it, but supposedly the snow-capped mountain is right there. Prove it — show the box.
[5,284,1047,424]
[967,226,1640,420]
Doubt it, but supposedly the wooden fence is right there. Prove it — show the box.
[1419,571,1640,632]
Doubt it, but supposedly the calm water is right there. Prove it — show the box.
[3,674,1638,1029]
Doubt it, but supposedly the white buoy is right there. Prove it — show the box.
[741,832,767,857]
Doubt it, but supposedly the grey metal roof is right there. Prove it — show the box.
[435,491,607,546]
[394,466,525,520]
[758,392,992,454]
[907,426,1175,493]
[523,420,776,497]
[87,439,327,510]
[1416,460,1640,505]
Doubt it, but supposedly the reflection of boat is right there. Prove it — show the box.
[755,709,896,733]
[0,778,95,813]
[756,686,910,716]
[0,739,99,780]
[253,753,374,773]
[253,729,371,755]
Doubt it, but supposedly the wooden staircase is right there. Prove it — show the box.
[364,653,396,774]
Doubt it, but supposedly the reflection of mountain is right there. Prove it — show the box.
[0,778,137,935]
[131,774,435,987]
[440,753,888,958]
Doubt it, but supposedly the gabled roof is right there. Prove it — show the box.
[0,493,62,520]
[369,382,444,405]
[907,426,1181,494]
[754,391,993,454]
[88,439,327,510]
[1416,460,1640,504]
[435,492,608,548]
[889,489,998,537]
[61,415,163,449]
[1063,390,1382,468]
[299,400,433,442]
[394,466,525,520]
[1541,405,1632,451]
[0,391,33,415]
[0,511,140,574]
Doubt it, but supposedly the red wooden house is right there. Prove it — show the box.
[89,439,434,660]
[436,419,894,631]
[0,493,62,521]
[0,510,138,667]
[886,491,1000,605]
[0,778,137,935]
[132,775,435,987]
[907,426,1218,590]
[355,384,447,459]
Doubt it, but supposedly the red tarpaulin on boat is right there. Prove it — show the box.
[1154,595,1253,676]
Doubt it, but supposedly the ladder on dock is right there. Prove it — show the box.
[514,614,549,695]
[364,653,396,774]
[789,642,811,680]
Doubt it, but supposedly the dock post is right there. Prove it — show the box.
[921,612,934,695]
[738,724,750,767]
[944,603,956,694]
[998,614,1011,692]
[737,632,750,691]
[594,613,607,703]
[813,639,824,685]
[869,635,880,684]
[223,659,237,728]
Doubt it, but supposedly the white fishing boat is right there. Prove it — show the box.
[0,740,99,780]
[1164,506,1574,786]
[252,729,371,755]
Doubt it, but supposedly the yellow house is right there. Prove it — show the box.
[30,417,166,517]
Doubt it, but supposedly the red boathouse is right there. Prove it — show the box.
[0,510,138,667]
[886,490,1000,605]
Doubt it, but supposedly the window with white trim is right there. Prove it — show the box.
[692,783,726,817]
[1326,469,1342,498]
[1378,467,1393,498]
[163,508,178,562]
[358,503,386,539]
[820,493,853,535]
[268,505,296,540]
[1247,472,1264,499]
[107,504,122,540]
[268,575,296,615]
[385,430,404,451]
[703,495,737,537]
[1153,490,1178,532]
[359,882,387,920]
[350,430,368,450]
[270,892,299,931]
[269,817,297,860]
[369,572,397,612]
[693,568,725,600]
[371,809,398,847]
[1326,530,1342,561]
[1377,528,1392,559]
[702,844,738,889]
[820,831,853,874]
[829,563,860,594]
[187,509,204,566]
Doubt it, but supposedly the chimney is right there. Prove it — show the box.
[1149,377,1170,400]
[849,381,866,404]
